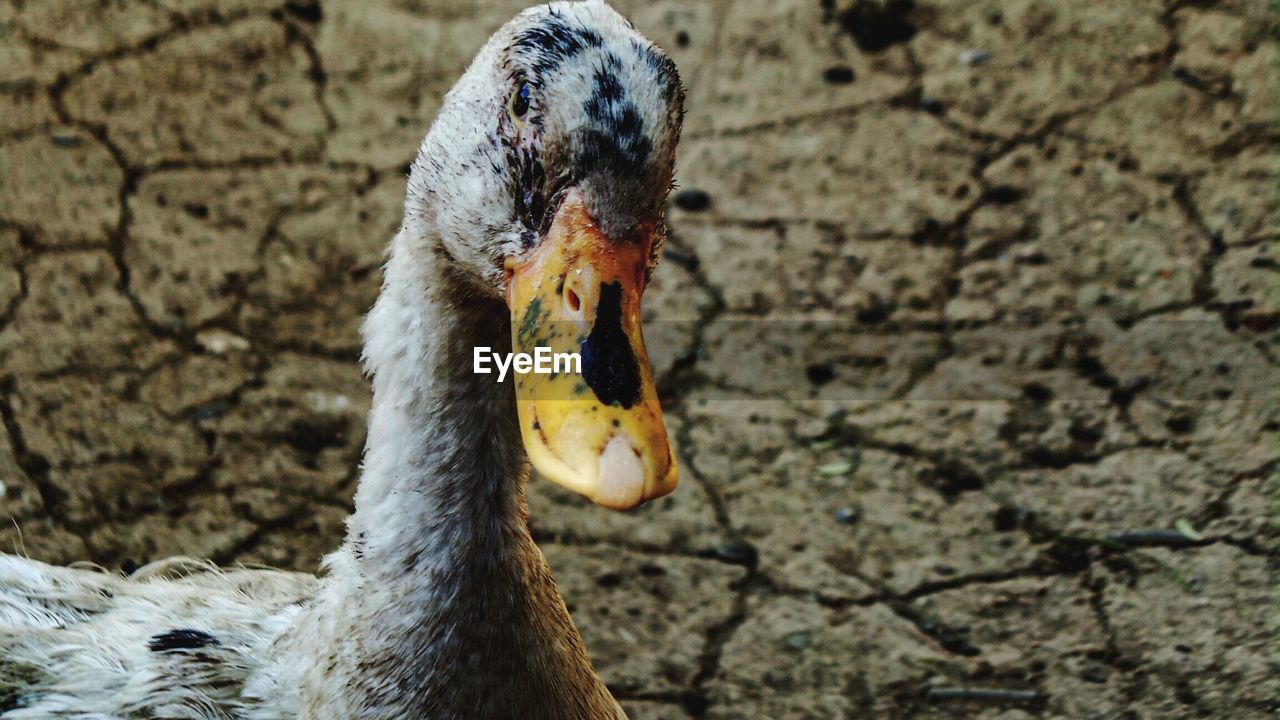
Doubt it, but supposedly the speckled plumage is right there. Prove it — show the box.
[0,1,683,717]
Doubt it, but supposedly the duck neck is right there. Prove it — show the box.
[309,236,614,718]
[347,243,526,572]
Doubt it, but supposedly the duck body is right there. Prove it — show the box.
[0,1,683,717]
[0,265,614,719]
[1,556,316,718]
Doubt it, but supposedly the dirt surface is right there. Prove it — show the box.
[1,0,1278,717]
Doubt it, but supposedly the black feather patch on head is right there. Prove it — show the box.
[513,13,604,75]
[578,56,652,177]
[148,629,220,653]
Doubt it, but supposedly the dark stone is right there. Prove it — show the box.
[982,185,1025,205]
[855,300,891,324]
[1165,414,1195,434]
[191,401,228,422]
[835,0,919,54]
[919,96,945,115]
[823,65,856,84]
[834,506,861,525]
[1022,382,1053,403]
[1068,422,1103,444]
[714,538,759,567]
[638,562,666,577]
[673,188,712,212]
[910,216,943,244]
[1074,353,1117,389]
[805,363,835,386]
[283,415,347,454]
[917,619,982,657]
[992,505,1020,532]
[1172,66,1205,90]
[283,1,322,23]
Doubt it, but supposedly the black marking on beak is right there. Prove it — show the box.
[580,281,641,409]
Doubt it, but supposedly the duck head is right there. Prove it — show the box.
[405,1,683,510]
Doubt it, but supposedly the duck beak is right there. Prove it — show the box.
[504,189,677,510]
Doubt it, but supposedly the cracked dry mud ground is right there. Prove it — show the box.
[0,0,1277,717]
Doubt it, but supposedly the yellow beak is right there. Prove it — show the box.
[505,189,677,510]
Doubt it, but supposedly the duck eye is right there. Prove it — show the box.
[508,81,533,123]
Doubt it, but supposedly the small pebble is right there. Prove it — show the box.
[191,401,228,422]
[783,630,813,651]
[805,363,834,386]
[943,638,983,656]
[1165,414,1194,434]
[918,96,945,115]
[816,461,853,476]
[927,687,1040,703]
[307,391,353,414]
[196,329,250,354]
[1172,66,1204,89]
[1174,518,1204,541]
[673,188,712,212]
[1021,382,1053,403]
[834,506,861,525]
[1103,529,1202,547]
[714,538,759,567]
[992,505,1021,532]
[982,185,1024,205]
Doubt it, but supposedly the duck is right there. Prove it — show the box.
[0,1,684,717]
